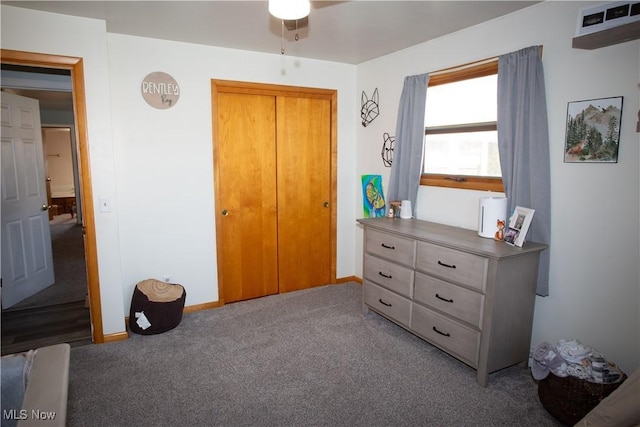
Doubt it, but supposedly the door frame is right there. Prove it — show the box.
[2,49,104,343]
[211,79,338,303]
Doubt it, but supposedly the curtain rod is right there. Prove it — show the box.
[429,56,499,76]
[428,45,543,77]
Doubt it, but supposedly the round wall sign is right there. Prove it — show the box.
[141,72,180,109]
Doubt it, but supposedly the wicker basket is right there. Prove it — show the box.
[537,373,627,426]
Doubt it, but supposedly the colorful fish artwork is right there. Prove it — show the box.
[361,174,386,218]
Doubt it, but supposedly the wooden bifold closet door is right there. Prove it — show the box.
[212,80,336,304]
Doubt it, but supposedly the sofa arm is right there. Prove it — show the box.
[574,366,640,427]
[17,344,70,427]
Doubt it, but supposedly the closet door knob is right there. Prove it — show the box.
[323,202,329,208]
[221,209,229,216]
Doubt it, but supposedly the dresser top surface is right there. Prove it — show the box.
[357,218,547,259]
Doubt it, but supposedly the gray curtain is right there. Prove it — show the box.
[497,46,551,296]
[387,74,430,216]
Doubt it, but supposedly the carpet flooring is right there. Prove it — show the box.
[68,283,561,426]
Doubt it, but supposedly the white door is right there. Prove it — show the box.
[1,92,55,309]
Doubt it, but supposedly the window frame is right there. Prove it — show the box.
[421,60,504,192]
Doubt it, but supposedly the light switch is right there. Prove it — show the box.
[99,196,111,213]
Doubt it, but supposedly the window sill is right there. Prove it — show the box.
[420,174,504,192]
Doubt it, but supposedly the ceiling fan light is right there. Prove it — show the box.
[268,0,311,21]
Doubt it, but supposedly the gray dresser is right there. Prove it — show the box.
[358,217,547,386]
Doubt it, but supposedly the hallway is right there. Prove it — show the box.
[1,215,92,355]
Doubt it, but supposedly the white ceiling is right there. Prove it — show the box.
[3,1,540,64]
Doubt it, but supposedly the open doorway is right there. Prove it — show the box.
[6,125,88,305]
[1,67,91,354]
[1,51,104,351]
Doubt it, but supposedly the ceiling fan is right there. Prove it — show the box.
[269,0,343,53]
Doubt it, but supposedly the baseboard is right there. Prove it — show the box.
[183,300,223,314]
[102,331,129,343]
[121,280,362,328]
[184,280,361,314]
[336,276,362,285]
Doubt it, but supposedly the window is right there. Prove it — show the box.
[421,61,504,192]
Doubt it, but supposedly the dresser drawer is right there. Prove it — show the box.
[414,272,484,328]
[415,241,487,291]
[411,303,480,366]
[364,253,414,298]
[366,229,415,268]
[364,281,411,327]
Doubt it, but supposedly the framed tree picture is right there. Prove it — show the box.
[564,96,623,163]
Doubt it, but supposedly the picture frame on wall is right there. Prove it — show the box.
[361,174,386,218]
[564,96,623,163]
[504,206,535,248]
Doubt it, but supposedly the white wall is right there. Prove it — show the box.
[107,34,358,309]
[43,128,74,196]
[356,1,640,374]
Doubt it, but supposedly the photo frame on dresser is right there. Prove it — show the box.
[504,206,535,247]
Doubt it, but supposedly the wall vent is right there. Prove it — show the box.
[573,1,640,49]
[577,1,639,36]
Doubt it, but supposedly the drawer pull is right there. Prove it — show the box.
[381,243,396,250]
[435,293,454,303]
[433,326,451,337]
[437,260,456,269]
[379,298,392,307]
[378,271,392,279]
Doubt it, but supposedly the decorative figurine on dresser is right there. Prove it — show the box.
[357,217,547,387]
